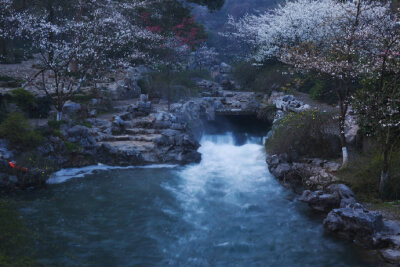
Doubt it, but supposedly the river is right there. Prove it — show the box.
[12,132,375,266]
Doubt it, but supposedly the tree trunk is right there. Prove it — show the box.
[340,119,348,166]
[379,148,389,197]
[379,128,391,196]
[70,0,83,73]
[336,79,350,168]
[339,104,349,167]
[70,61,79,73]
[56,111,63,121]
[379,157,389,197]
[0,38,7,59]
[167,69,171,112]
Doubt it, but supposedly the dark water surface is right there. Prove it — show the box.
[12,133,375,266]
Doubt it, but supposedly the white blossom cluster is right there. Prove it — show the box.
[0,0,19,40]
[228,0,399,79]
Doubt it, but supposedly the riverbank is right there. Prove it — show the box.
[264,93,400,264]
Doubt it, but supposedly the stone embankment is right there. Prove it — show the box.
[266,92,400,264]
[267,153,400,263]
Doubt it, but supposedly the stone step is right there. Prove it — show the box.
[100,140,156,151]
[128,134,161,142]
[125,128,160,135]
[102,135,131,141]
[113,105,130,113]
[130,120,154,128]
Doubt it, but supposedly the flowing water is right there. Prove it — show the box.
[12,133,375,266]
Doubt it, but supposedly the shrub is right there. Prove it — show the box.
[265,110,340,159]
[9,88,51,118]
[0,112,43,150]
[146,68,209,100]
[10,88,36,112]
[232,61,292,93]
[0,75,23,87]
[32,95,52,118]
[71,94,93,104]
[309,80,324,100]
[298,75,338,105]
[15,152,59,186]
[65,141,79,153]
[48,119,67,130]
[257,105,276,122]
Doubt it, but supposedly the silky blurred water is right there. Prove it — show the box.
[12,133,375,266]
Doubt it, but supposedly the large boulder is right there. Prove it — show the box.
[67,125,90,137]
[268,91,310,113]
[326,184,357,208]
[299,190,341,212]
[63,101,81,117]
[0,139,13,161]
[299,184,356,212]
[219,62,232,73]
[380,249,400,264]
[323,204,384,248]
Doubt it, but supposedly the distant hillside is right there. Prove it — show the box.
[190,0,281,61]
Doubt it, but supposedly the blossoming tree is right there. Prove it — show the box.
[0,0,20,60]
[353,6,400,195]
[228,0,394,167]
[16,0,161,120]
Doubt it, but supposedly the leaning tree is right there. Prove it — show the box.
[228,0,393,167]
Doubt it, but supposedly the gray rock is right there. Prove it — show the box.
[67,125,90,137]
[324,161,341,172]
[140,94,148,102]
[220,62,232,73]
[0,139,13,161]
[266,154,280,166]
[271,163,291,179]
[113,116,125,126]
[380,249,400,263]
[89,109,97,117]
[323,205,384,247]
[299,190,340,212]
[326,184,357,208]
[63,101,81,116]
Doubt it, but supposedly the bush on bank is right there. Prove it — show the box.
[265,110,340,160]
[6,88,52,119]
[141,68,210,101]
[0,112,43,150]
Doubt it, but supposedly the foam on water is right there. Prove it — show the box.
[48,163,178,184]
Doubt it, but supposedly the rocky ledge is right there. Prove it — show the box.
[266,153,341,190]
[267,153,400,264]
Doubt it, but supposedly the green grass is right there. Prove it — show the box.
[65,141,79,153]
[337,149,400,202]
[71,94,93,104]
